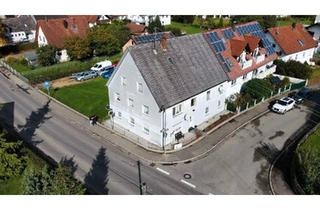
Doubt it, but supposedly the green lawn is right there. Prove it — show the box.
[166,21,204,34]
[52,77,109,122]
[299,127,320,153]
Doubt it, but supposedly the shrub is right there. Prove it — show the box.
[241,78,274,99]
[17,42,38,51]
[165,26,182,36]
[274,59,313,79]
[37,45,57,66]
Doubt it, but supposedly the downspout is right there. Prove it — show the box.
[160,105,166,153]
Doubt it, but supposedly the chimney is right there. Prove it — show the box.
[160,33,168,51]
[63,19,68,29]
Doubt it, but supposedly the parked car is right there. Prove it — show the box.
[100,67,115,79]
[90,60,112,71]
[75,71,98,81]
[271,97,295,114]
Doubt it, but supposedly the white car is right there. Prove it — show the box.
[90,60,112,71]
[271,97,295,114]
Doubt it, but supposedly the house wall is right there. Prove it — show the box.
[56,49,70,62]
[108,52,163,146]
[126,15,171,26]
[163,81,229,144]
[281,48,316,65]
[37,27,48,47]
[8,31,27,43]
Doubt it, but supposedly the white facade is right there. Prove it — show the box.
[307,24,320,53]
[108,51,228,147]
[7,30,35,43]
[126,15,171,26]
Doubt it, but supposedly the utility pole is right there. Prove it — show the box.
[137,160,143,195]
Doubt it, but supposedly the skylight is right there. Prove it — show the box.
[297,39,304,46]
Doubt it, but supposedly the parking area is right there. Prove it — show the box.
[160,104,316,194]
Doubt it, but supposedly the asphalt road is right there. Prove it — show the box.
[160,104,318,194]
[0,72,200,195]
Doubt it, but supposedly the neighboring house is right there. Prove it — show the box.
[108,34,229,147]
[315,15,320,24]
[266,24,318,64]
[35,16,97,62]
[109,21,278,147]
[23,51,38,67]
[126,15,171,26]
[126,23,147,35]
[2,15,36,43]
[307,23,320,53]
[204,21,278,97]
[122,31,174,52]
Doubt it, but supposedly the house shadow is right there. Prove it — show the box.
[0,102,14,129]
[84,147,110,195]
[17,99,52,145]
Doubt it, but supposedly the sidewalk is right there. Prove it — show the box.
[87,101,271,164]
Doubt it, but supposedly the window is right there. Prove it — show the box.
[243,73,247,80]
[143,127,150,135]
[206,91,211,101]
[143,105,149,115]
[218,100,221,107]
[295,54,298,60]
[191,98,196,106]
[121,76,127,86]
[253,69,258,75]
[114,93,120,101]
[117,111,122,118]
[172,104,182,117]
[137,82,143,93]
[231,79,236,86]
[205,107,209,114]
[128,98,134,107]
[303,52,305,58]
[129,117,135,126]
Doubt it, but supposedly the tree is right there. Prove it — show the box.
[172,15,195,24]
[0,132,24,180]
[36,45,57,66]
[217,17,224,28]
[148,16,164,33]
[165,26,182,36]
[22,164,85,195]
[274,59,313,79]
[262,16,277,29]
[64,37,93,60]
[0,20,7,46]
[241,78,274,99]
[87,26,121,56]
[230,15,277,29]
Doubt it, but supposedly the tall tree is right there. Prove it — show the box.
[64,37,93,60]
[0,132,24,180]
[0,20,7,46]
[148,16,165,33]
[36,45,57,66]
[87,26,121,56]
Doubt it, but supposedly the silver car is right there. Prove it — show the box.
[75,71,98,81]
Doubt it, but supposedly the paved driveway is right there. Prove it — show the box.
[160,105,313,194]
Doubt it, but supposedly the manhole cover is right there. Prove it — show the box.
[184,173,192,179]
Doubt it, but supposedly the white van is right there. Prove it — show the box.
[90,60,112,71]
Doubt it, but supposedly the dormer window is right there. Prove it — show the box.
[297,40,304,46]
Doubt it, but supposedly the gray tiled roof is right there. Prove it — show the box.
[3,15,36,32]
[130,33,229,109]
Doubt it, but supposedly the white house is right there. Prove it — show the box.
[307,23,320,53]
[2,15,36,43]
[35,16,97,62]
[107,21,278,148]
[126,15,171,26]
[266,24,318,64]
[108,34,229,147]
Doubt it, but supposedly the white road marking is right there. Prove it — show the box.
[156,167,170,175]
[180,179,196,188]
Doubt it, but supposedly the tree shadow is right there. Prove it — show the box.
[84,147,110,194]
[0,102,14,129]
[253,142,280,163]
[17,99,52,145]
[60,156,78,175]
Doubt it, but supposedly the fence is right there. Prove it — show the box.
[0,59,30,84]
[229,79,307,114]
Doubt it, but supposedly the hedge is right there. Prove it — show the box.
[22,53,121,84]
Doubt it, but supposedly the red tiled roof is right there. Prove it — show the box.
[268,24,317,55]
[36,16,97,49]
[244,35,260,52]
[126,23,146,34]
[230,38,247,57]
